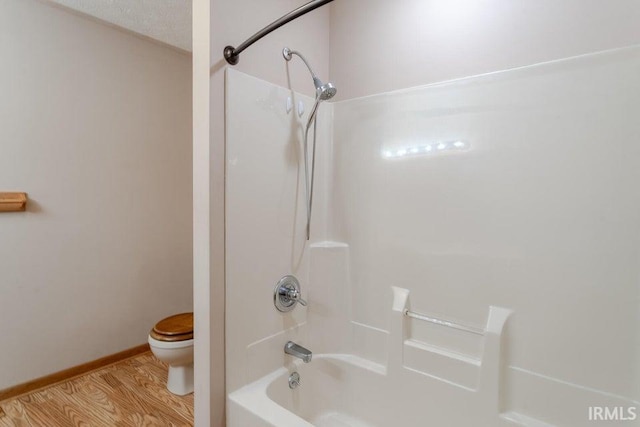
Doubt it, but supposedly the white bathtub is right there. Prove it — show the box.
[227,353,527,427]
[228,354,388,427]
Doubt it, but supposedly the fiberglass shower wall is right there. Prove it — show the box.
[329,46,640,424]
[225,69,334,393]
[224,47,640,426]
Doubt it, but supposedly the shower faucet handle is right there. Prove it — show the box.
[285,288,307,306]
[274,275,307,312]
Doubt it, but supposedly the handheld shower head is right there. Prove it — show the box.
[313,77,337,100]
[283,46,335,241]
[284,47,337,101]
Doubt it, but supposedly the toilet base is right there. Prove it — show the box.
[167,362,194,395]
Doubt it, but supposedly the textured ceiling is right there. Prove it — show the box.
[48,0,192,52]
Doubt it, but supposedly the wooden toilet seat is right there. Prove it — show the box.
[150,312,193,342]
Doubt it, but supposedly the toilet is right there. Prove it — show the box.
[148,312,194,395]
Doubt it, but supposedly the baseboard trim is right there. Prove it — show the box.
[0,343,150,401]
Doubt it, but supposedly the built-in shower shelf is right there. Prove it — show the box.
[403,339,481,390]
[391,287,512,397]
[0,192,27,212]
[404,339,481,366]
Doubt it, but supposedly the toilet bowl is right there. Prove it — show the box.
[148,312,194,395]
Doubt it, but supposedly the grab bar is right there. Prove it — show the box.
[403,309,485,336]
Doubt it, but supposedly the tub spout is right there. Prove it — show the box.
[284,341,312,363]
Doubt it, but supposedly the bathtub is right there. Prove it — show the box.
[228,354,388,427]
[227,352,530,427]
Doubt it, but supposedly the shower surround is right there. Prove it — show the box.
[225,45,640,426]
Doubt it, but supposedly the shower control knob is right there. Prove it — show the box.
[274,275,307,312]
[286,288,307,306]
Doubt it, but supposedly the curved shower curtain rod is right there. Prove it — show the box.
[223,0,335,65]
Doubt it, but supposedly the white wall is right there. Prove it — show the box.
[326,1,640,424]
[215,0,640,424]
[226,69,329,393]
[0,0,192,390]
[192,1,213,426]
[330,48,640,424]
[198,2,330,425]
[330,0,640,100]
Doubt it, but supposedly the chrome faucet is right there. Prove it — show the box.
[274,275,307,312]
[284,341,312,363]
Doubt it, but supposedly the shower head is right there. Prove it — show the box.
[284,47,337,101]
[282,48,334,241]
[313,77,337,100]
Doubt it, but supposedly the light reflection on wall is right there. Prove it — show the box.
[382,140,470,159]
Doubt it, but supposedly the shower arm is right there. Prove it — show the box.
[223,0,335,65]
[283,48,319,81]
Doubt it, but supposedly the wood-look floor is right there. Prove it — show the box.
[0,352,193,426]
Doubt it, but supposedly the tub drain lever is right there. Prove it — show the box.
[288,372,301,389]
